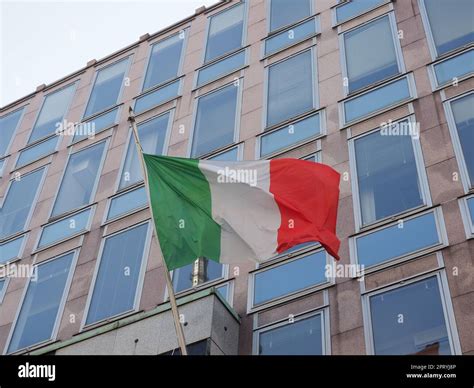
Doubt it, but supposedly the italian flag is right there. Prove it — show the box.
[143,154,340,270]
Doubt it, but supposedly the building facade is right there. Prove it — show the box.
[0,0,473,355]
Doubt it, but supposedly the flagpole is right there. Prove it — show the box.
[128,107,188,356]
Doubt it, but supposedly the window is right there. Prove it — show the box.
[28,83,76,144]
[260,111,322,157]
[367,275,455,355]
[51,141,107,217]
[256,311,325,355]
[0,277,8,304]
[205,3,245,63]
[351,119,427,226]
[196,49,246,88]
[173,258,225,293]
[0,235,26,265]
[106,186,148,221]
[119,112,172,190]
[269,0,311,32]
[6,252,75,354]
[134,79,180,114]
[460,195,474,238]
[353,209,446,269]
[84,222,150,326]
[208,145,240,161]
[431,48,474,89]
[445,93,474,190]
[15,135,59,169]
[342,75,415,125]
[334,0,387,25]
[73,106,120,143]
[266,49,315,128]
[252,249,328,308]
[84,58,129,118]
[0,158,5,176]
[143,32,186,91]
[0,107,24,157]
[0,167,46,240]
[342,14,402,93]
[191,83,240,157]
[420,0,474,57]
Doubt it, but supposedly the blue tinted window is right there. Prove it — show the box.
[344,76,411,124]
[173,258,223,293]
[0,158,4,175]
[335,0,386,24]
[254,250,327,306]
[144,33,185,90]
[86,223,149,325]
[270,0,311,32]
[7,252,74,353]
[84,58,128,118]
[16,135,59,168]
[135,79,180,114]
[357,212,440,267]
[265,18,316,56]
[38,208,92,249]
[191,84,238,157]
[197,50,246,87]
[354,124,423,225]
[29,83,76,143]
[208,146,239,161]
[205,4,245,62]
[0,278,6,302]
[467,197,474,228]
[259,314,322,355]
[261,112,320,157]
[107,186,148,221]
[215,283,230,303]
[0,108,24,157]
[73,107,119,142]
[370,276,451,355]
[434,50,474,87]
[0,235,25,265]
[0,168,45,239]
[267,50,314,127]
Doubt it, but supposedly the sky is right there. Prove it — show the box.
[0,0,218,107]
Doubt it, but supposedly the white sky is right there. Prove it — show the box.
[0,0,218,107]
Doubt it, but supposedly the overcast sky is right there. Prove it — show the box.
[0,0,217,107]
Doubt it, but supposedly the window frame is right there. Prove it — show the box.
[459,194,474,239]
[48,138,109,221]
[443,90,474,193]
[0,105,27,159]
[252,308,330,355]
[102,184,148,225]
[349,207,448,274]
[348,115,432,231]
[81,220,152,330]
[263,45,319,130]
[0,166,48,242]
[187,78,244,158]
[427,47,474,91]
[0,233,28,265]
[201,1,248,66]
[3,249,78,355]
[0,275,10,304]
[82,56,132,121]
[361,270,462,355]
[339,12,405,97]
[266,0,314,35]
[13,134,61,171]
[331,0,391,27]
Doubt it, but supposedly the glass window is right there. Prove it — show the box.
[205,3,245,62]
[0,168,45,239]
[343,75,412,125]
[119,113,171,189]
[258,313,323,355]
[197,49,246,87]
[107,186,148,221]
[0,235,26,265]
[73,107,119,143]
[433,49,474,87]
[134,79,180,114]
[267,50,314,127]
[369,276,452,355]
[16,135,59,168]
[467,197,474,229]
[191,84,239,157]
[354,122,424,225]
[84,58,129,118]
[0,158,5,176]
[343,15,400,93]
[29,83,76,143]
[335,0,386,24]
[260,111,321,157]
[356,211,442,267]
[85,222,149,325]
[265,17,317,56]
[269,0,311,32]
[0,107,24,157]
[449,93,474,187]
[422,0,474,56]
[173,258,224,293]
[215,283,232,304]
[38,207,92,249]
[208,146,239,161]
[0,277,7,303]
[52,141,106,217]
[253,250,327,306]
[7,252,74,353]
[143,33,185,90]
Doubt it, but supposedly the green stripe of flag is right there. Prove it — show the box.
[143,154,221,270]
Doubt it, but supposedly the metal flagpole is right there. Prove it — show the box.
[128,107,188,355]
